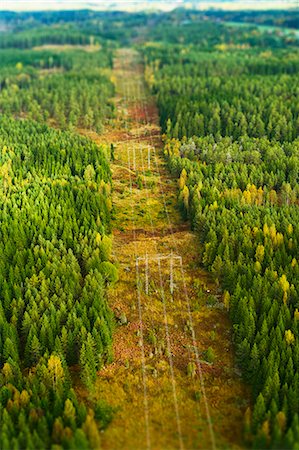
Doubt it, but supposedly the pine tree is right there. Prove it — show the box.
[252,393,266,433]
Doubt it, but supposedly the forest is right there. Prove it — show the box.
[0,25,117,449]
[142,18,299,450]
[0,46,114,131]
[0,6,299,450]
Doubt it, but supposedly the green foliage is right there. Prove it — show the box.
[0,26,99,49]
[152,27,299,450]
[94,399,114,429]
[204,347,215,364]
[1,8,298,449]
[0,48,114,132]
[165,134,299,448]
[143,46,299,143]
[0,117,115,448]
[99,261,119,285]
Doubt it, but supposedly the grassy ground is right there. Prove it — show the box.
[33,44,102,52]
[89,48,250,450]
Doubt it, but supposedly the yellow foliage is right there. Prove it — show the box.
[285,329,295,345]
[210,200,218,211]
[101,235,112,260]
[254,261,262,273]
[224,188,241,202]
[173,139,181,155]
[179,169,187,190]
[275,232,284,246]
[243,189,251,204]
[269,224,277,242]
[47,354,65,388]
[13,389,20,405]
[255,244,265,262]
[276,411,287,432]
[0,159,13,188]
[84,164,95,182]
[252,227,259,237]
[269,189,278,205]
[195,186,202,200]
[244,407,251,428]
[243,225,251,236]
[243,184,264,205]
[52,418,64,443]
[260,50,273,58]
[180,185,190,210]
[144,66,155,89]
[180,48,190,55]
[263,223,269,236]
[11,83,19,92]
[223,291,230,310]
[216,43,250,51]
[99,179,111,196]
[262,419,270,442]
[106,198,112,211]
[64,399,76,421]
[6,399,14,412]
[256,187,264,206]
[83,412,101,449]
[279,274,290,304]
[280,274,290,292]
[215,43,228,51]
[95,232,102,245]
[291,258,297,268]
[294,308,299,321]
[2,362,13,380]
[287,223,293,235]
[283,291,288,305]
[164,138,180,157]
[20,390,30,407]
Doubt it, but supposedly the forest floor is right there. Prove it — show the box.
[89,48,250,450]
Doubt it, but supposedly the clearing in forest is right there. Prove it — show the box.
[94,48,250,450]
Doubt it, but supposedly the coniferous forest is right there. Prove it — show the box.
[0,23,116,449]
[142,17,299,449]
[0,5,298,450]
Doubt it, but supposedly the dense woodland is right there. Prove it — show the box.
[0,24,117,450]
[204,10,299,29]
[2,8,297,47]
[142,22,299,450]
[0,8,299,450]
[0,46,114,131]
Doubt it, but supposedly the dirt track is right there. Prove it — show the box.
[96,49,249,450]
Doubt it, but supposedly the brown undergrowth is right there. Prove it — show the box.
[81,48,250,450]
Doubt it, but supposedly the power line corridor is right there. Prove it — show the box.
[95,48,247,450]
